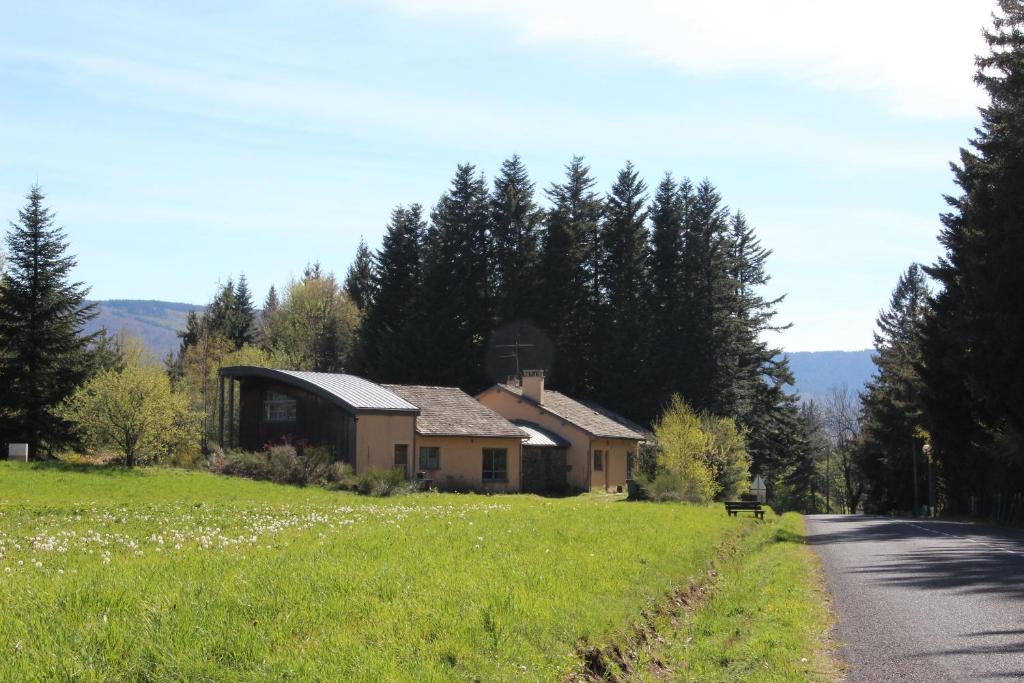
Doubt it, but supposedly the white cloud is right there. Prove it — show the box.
[384,0,992,118]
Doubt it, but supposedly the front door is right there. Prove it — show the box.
[394,443,409,476]
[522,447,568,494]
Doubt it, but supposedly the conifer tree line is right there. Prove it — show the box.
[347,155,801,481]
[850,1,1024,518]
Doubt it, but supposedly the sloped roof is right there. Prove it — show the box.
[493,384,646,440]
[220,367,418,414]
[383,384,526,438]
[513,420,571,448]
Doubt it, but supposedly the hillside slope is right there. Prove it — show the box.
[84,300,202,359]
[82,300,875,400]
[785,349,874,402]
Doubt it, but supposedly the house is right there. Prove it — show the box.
[217,366,525,491]
[382,384,525,492]
[476,370,647,493]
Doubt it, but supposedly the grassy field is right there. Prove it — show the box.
[0,462,835,681]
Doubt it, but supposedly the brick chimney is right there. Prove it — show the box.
[522,369,545,404]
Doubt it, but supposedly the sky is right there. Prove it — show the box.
[0,1,995,351]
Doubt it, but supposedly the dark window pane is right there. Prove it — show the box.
[420,446,440,470]
[593,450,603,471]
[482,448,508,481]
[394,444,409,474]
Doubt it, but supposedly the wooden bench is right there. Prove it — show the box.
[725,501,765,519]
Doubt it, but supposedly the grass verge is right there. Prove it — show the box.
[618,512,842,682]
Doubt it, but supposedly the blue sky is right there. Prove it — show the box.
[0,0,993,350]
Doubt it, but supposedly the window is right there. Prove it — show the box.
[482,448,508,482]
[263,390,296,422]
[394,444,409,475]
[593,449,604,471]
[420,446,440,470]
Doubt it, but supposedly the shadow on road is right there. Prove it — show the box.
[808,516,1024,603]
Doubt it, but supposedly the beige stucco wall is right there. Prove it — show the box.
[589,438,637,493]
[354,413,416,475]
[478,387,621,492]
[416,435,523,492]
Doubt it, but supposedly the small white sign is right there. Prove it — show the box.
[751,474,767,503]
[8,443,28,462]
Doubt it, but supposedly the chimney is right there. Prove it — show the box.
[522,369,545,404]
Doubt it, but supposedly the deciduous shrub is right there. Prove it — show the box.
[209,445,356,488]
[635,395,752,503]
[354,468,415,497]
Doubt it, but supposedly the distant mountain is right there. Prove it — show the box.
[81,300,877,402]
[784,350,875,403]
[84,300,204,359]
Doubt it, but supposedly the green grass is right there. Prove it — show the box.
[635,513,841,682]
[0,461,755,681]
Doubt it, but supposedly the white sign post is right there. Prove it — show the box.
[751,474,767,503]
[8,443,28,462]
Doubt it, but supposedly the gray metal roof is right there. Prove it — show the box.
[383,384,526,438]
[513,420,570,448]
[219,366,419,414]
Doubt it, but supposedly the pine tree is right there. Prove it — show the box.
[358,205,426,381]
[228,274,256,349]
[648,175,691,416]
[678,179,732,413]
[344,238,375,312]
[921,1,1024,512]
[491,155,543,324]
[861,264,930,513]
[258,285,279,351]
[415,164,494,388]
[538,156,603,396]
[723,211,800,478]
[595,161,650,420]
[0,186,97,456]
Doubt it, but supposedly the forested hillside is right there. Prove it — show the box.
[83,300,203,359]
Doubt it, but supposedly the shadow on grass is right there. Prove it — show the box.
[772,527,807,545]
[13,460,151,477]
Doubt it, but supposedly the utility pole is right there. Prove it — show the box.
[911,437,919,517]
[826,448,831,514]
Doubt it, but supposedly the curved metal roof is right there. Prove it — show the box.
[219,366,419,414]
[512,420,571,448]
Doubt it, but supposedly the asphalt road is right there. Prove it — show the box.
[806,515,1024,682]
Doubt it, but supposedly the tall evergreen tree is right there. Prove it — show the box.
[723,211,801,478]
[538,156,603,396]
[258,284,279,351]
[648,174,691,416]
[228,274,257,349]
[678,179,732,414]
[415,164,494,388]
[595,162,650,419]
[921,1,1024,512]
[358,205,426,381]
[491,155,543,324]
[344,238,375,312]
[860,265,931,513]
[0,186,97,456]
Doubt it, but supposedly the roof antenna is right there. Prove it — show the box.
[496,332,534,382]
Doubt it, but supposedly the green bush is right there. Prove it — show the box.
[634,471,714,503]
[209,446,354,488]
[354,468,415,497]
